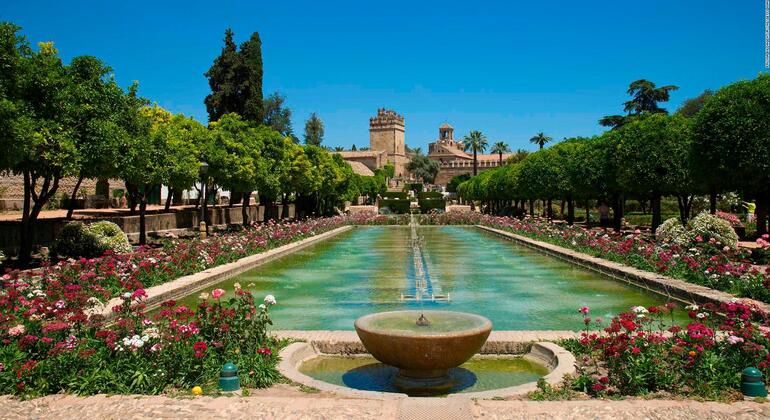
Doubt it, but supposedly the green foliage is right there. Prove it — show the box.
[382,191,408,200]
[88,221,132,254]
[379,199,410,214]
[693,74,770,195]
[406,155,439,183]
[53,222,105,259]
[53,221,132,258]
[263,91,293,136]
[688,212,739,248]
[418,198,445,213]
[204,29,263,124]
[529,132,551,149]
[601,79,679,128]
[447,174,471,193]
[303,112,324,146]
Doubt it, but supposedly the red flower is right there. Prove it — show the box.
[193,341,207,358]
[631,347,641,354]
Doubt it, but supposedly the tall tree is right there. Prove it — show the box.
[0,27,80,265]
[600,79,679,128]
[529,132,551,150]
[64,55,127,219]
[203,29,240,122]
[263,91,293,137]
[463,130,488,175]
[406,155,440,184]
[238,31,264,123]
[304,112,324,146]
[693,75,770,234]
[490,141,510,164]
[204,29,263,124]
[676,89,714,118]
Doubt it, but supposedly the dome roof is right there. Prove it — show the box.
[439,123,453,129]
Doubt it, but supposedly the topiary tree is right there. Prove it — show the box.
[693,74,770,235]
[615,113,694,231]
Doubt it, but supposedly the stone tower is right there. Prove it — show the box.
[439,123,454,141]
[369,108,408,176]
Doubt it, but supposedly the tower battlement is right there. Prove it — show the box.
[369,108,407,176]
[369,108,405,129]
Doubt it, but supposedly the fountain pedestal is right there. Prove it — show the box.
[354,310,492,394]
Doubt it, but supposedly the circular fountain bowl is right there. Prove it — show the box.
[354,310,492,394]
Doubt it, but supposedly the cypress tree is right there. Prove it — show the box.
[204,28,240,122]
[239,32,264,123]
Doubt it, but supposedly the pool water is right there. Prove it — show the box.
[299,355,549,396]
[175,226,685,330]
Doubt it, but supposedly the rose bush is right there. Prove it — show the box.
[564,301,770,400]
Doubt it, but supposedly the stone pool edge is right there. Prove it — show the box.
[475,225,770,313]
[276,334,576,400]
[94,225,354,319]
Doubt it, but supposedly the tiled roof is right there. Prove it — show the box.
[335,151,386,158]
[346,161,375,176]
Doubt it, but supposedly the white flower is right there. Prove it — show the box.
[199,292,209,300]
[122,292,132,299]
[234,282,242,290]
[258,304,266,310]
[696,312,708,319]
[631,306,649,314]
[685,304,699,311]
[264,295,276,305]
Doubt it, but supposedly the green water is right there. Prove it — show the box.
[175,226,685,330]
[360,310,489,335]
[299,355,549,396]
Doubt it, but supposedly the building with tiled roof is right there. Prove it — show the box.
[427,123,511,186]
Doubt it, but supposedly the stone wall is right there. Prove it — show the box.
[0,204,295,254]
[0,175,125,210]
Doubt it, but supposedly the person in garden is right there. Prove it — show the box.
[598,201,610,228]
[744,201,756,223]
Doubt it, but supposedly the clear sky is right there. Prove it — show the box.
[1,1,767,151]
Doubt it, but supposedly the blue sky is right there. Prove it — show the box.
[1,1,766,151]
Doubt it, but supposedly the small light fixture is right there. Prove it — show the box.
[219,362,240,392]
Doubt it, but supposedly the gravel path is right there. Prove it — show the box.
[1,390,769,419]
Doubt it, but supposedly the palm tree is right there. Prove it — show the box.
[463,130,488,175]
[529,132,552,150]
[490,141,510,165]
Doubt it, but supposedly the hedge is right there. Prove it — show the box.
[382,191,408,200]
[380,199,411,214]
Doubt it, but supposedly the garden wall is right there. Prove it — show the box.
[0,204,295,254]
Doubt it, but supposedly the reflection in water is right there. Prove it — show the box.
[341,363,478,396]
[172,226,688,330]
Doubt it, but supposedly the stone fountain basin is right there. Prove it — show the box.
[354,310,492,372]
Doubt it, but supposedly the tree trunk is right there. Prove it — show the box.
[651,190,662,233]
[709,188,717,214]
[560,200,566,218]
[281,194,290,219]
[139,192,148,245]
[202,182,209,230]
[242,191,251,226]
[546,199,553,219]
[126,183,139,215]
[164,187,173,211]
[529,199,534,216]
[567,196,575,225]
[66,175,84,220]
[473,147,478,176]
[757,190,769,236]
[612,193,623,231]
[585,200,590,224]
[18,171,33,266]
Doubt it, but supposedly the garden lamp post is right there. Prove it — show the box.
[199,159,209,239]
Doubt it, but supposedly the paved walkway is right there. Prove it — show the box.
[1,390,769,419]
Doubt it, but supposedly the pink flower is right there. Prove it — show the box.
[578,306,590,315]
[727,335,744,345]
[211,289,225,299]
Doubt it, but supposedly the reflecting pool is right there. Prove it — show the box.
[174,226,685,330]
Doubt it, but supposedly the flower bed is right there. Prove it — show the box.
[0,215,402,396]
[420,213,770,303]
[558,301,770,400]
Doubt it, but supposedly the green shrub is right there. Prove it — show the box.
[655,218,689,245]
[418,198,446,214]
[88,221,132,254]
[418,191,443,200]
[379,199,411,214]
[54,221,132,259]
[53,222,106,259]
[403,183,423,193]
[689,212,738,248]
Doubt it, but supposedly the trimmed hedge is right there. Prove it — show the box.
[380,199,411,214]
[404,183,423,193]
[382,191,408,200]
[419,198,446,213]
[418,191,443,200]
